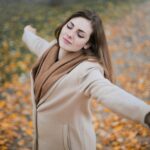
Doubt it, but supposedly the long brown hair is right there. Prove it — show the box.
[55,10,114,83]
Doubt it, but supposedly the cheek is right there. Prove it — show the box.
[74,39,88,49]
[59,27,66,37]
[59,29,65,42]
[59,29,65,38]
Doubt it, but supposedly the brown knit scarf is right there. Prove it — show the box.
[32,43,98,104]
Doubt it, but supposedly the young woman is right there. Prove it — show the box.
[22,10,150,150]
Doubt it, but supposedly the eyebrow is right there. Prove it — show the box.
[69,21,86,34]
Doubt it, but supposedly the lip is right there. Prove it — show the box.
[63,37,72,45]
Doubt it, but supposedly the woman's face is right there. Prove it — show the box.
[58,17,93,52]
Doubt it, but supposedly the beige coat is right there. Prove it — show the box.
[22,28,150,150]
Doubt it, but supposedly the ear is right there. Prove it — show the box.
[83,43,91,49]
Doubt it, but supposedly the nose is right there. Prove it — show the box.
[67,30,74,39]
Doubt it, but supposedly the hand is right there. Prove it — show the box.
[144,112,150,128]
[24,25,37,34]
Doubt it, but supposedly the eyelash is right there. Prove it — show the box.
[66,24,84,38]
[78,34,84,38]
[67,24,72,29]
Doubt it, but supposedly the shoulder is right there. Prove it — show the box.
[75,60,105,87]
[77,60,104,76]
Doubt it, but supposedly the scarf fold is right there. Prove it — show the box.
[32,43,97,104]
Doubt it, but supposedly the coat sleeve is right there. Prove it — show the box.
[22,27,57,58]
[79,66,150,128]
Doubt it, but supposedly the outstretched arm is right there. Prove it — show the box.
[22,25,57,58]
[79,64,150,128]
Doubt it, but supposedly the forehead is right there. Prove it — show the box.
[68,17,93,34]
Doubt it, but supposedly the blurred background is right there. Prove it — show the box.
[0,0,150,149]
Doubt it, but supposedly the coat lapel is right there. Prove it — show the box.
[30,69,48,107]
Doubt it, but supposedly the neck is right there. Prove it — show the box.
[58,48,69,60]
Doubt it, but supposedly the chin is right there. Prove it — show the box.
[59,40,71,51]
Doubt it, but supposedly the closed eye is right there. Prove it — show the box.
[67,24,73,29]
[66,22,85,38]
[78,33,84,38]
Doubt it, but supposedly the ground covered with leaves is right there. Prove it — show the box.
[0,0,150,149]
